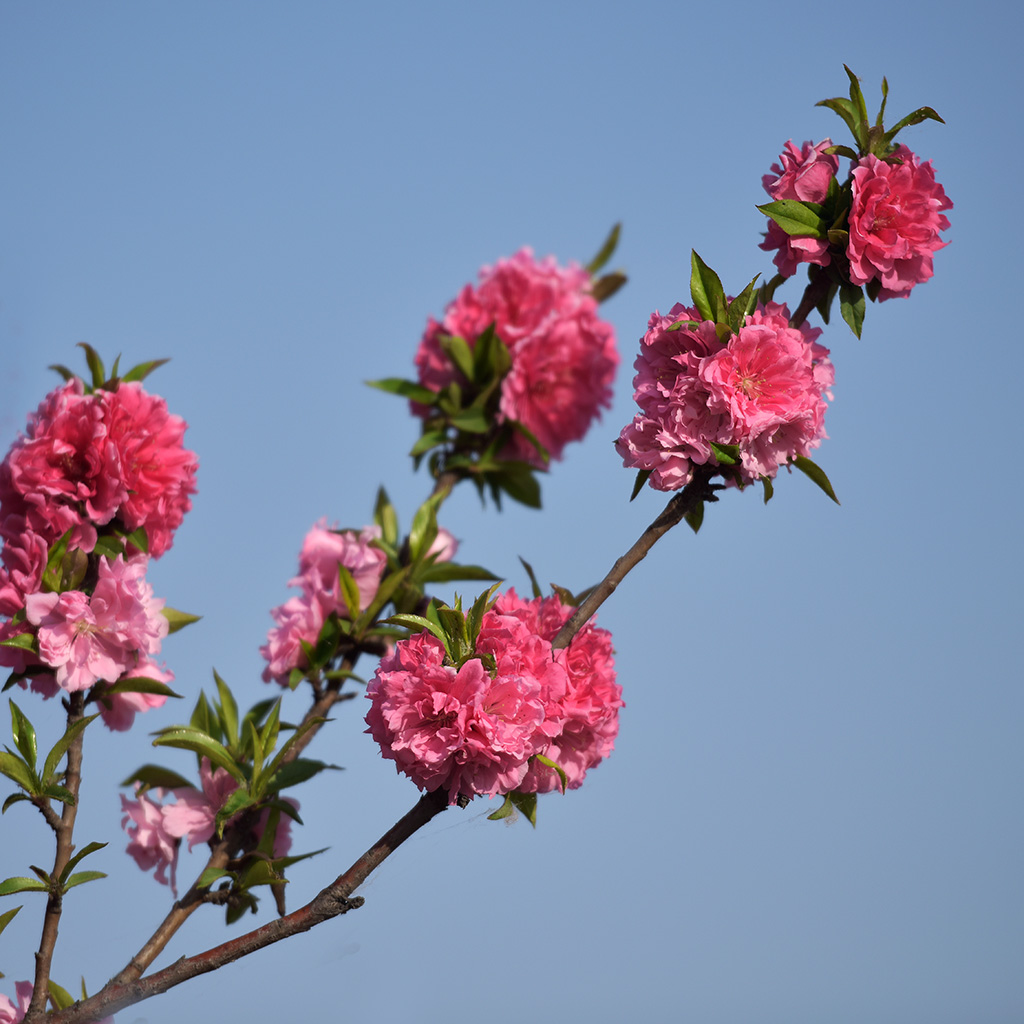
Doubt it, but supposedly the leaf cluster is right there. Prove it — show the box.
[49,342,169,396]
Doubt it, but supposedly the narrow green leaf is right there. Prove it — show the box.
[408,497,440,563]
[761,476,774,504]
[823,143,859,161]
[0,633,37,653]
[756,200,826,239]
[0,877,48,896]
[518,557,542,600]
[258,700,282,760]
[77,342,106,389]
[9,701,37,769]
[882,106,945,148]
[125,526,149,554]
[63,870,107,891]
[92,535,126,559]
[120,357,170,383]
[41,715,99,787]
[791,456,840,504]
[815,96,863,149]
[48,363,77,383]
[198,867,234,889]
[492,463,541,509]
[0,905,22,937]
[47,981,75,1012]
[629,468,652,501]
[384,613,449,648]
[585,222,620,276]
[162,607,201,634]
[843,64,870,129]
[589,271,628,303]
[98,677,182,699]
[213,670,239,748]
[366,377,439,405]
[438,333,475,383]
[2,793,31,814]
[708,441,740,466]
[417,563,500,585]
[215,787,255,837]
[265,757,338,793]
[248,721,265,790]
[839,282,866,338]
[510,790,538,826]
[533,753,568,794]
[449,408,490,434]
[0,751,37,793]
[354,565,412,633]
[373,487,400,547]
[258,717,328,791]
[335,564,361,620]
[59,841,107,885]
[684,502,705,534]
[120,764,196,791]
[487,794,515,821]
[409,429,449,457]
[727,275,760,333]
[690,251,727,323]
[40,785,76,806]
[151,728,247,783]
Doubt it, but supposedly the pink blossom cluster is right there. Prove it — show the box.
[121,758,296,896]
[260,520,392,686]
[759,139,840,277]
[847,144,952,299]
[413,249,619,464]
[0,378,196,707]
[364,590,621,803]
[615,303,834,490]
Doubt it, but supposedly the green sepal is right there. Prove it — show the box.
[791,455,840,504]
[690,251,728,324]
[120,764,195,792]
[0,877,49,896]
[41,715,100,787]
[839,282,865,338]
[367,377,440,406]
[629,469,652,501]
[585,222,620,276]
[162,607,201,634]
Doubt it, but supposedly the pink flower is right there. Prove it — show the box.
[260,592,325,686]
[426,527,459,563]
[847,144,952,299]
[413,249,618,464]
[95,658,174,731]
[291,521,386,614]
[24,554,168,693]
[121,787,180,895]
[101,382,199,557]
[759,140,839,277]
[616,303,833,489]
[365,591,621,801]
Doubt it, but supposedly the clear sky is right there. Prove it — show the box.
[2,3,1022,1023]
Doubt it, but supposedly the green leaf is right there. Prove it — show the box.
[792,455,840,504]
[40,784,76,806]
[875,74,889,127]
[843,64,870,130]
[98,677,182,700]
[121,763,196,791]
[839,282,865,338]
[533,753,568,794]
[189,691,219,738]
[46,981,75,1012]
[265,757,338,793]
[77,342,106,389]
[708,441,740,466]
[384,613,449,649]
[258,717,328,793]
[690,251,727,323]
[354,565,412,633]
[92,535,126,559]
[120,357,171,383]
[824,143,859,161]
[58,841,107,886]
[2,792,32,814]
[0,751,37,793]
[492,463,541,509]
[589,271,628,303]
[727,275,760,333]
[366,377,439,406]
[215,787,255,837]
[373,487,399,547]
[162,607,201,634]
[756,200,826,239]
[684,502,705,534]
[63,870,107,891]
[629,469,652,501]
[151,728,247,783]
[125,526,149,554]
[198,866,234,889]
[41,715,99,787]
[48,363,77,383]
[882,105,945,148]
[449,408,490,434]
[213,670,239,748]
[247,721,265,787]
[9,701,37,769]
[518,557,542,600]
[438,333,475,383]
[487,794,515,821]
[0,632,36,653]
[409,429,449,458]
[0,905,21,937]
[417,562,500,585]
[0,877,48,896]
[761,476,774,505]
[585,222,620,276]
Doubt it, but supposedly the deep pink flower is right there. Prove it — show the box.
[24,554,167,693]
[121,787,180,895]
[847,144,952,299]
[759,139,839,277]
[413,249,618,464]
[616,303,833,489]
[101,382,198,557]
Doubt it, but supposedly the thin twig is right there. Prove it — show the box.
[49,789,450,1024]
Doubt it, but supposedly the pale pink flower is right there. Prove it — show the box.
[260,592,325,687]
[759,139,839,277]
[847,144,952,299]
[291,521,386,613]
[96,658,174,731]
[426,527,459,563]
[616,303,833,489]
[101,382,199,557]
[413,249,618,464]
[162,758,240,850]
[24,554,168,693]
[121,787,180,895]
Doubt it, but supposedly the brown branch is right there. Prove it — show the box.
[50,789,451,1024]
[551,468,719,651]
[23,693,87,1024]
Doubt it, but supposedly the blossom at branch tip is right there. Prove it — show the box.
[847,144,952,299]
[413,249,619,465]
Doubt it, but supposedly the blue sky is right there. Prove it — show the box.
[2,3,1022,1022]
